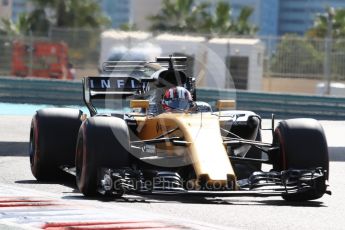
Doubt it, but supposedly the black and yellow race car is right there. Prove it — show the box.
[29,56,330,201]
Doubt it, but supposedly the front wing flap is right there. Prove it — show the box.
[97,167,329,197]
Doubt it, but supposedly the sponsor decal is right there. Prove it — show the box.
[89,77,140,90]
[88,77,149,92]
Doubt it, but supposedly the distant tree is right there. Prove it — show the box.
[0,14,32,36]
[201,3,257,35]
[148,0,206,32]
[148,0,257,36]
[1,0,110,36]
[31,0,110,28]
[119,23,138,31]
[232,6,258,35]
[306,8,345,80]
[307,7,345,38]
[271,35,324,76]
[198,1,232,34]
[27,9,51,35]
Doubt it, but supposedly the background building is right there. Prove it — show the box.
[11,0,33,22]
[131,0,162,31]
[0,0,12,20]
[100,0,131,28]
[4,0,345,36]
[229,0,279,36]
[278,0,345,35]
[230,0,345,36]
[0,0,32,22]
[216,0,345,36]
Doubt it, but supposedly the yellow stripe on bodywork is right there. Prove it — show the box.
[136,113,236,187]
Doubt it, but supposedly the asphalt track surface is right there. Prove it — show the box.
[0,115,345,229]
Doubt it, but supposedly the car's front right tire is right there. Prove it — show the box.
[273,118,329,201]
[76,116,131,197]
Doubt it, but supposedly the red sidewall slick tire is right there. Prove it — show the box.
[75,116,131,197]
[29,108,83,181]
[273,118,329,201]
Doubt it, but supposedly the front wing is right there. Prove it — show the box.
[97,167,329,198]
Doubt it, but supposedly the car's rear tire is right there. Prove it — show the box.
[273,118,329,201]
[29,108,83,181]
[76,116,131,197]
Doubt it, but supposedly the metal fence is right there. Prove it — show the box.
[49,27,102,68]
[0,37,12,76]
[1,28,345,96]
[261,35,345,80]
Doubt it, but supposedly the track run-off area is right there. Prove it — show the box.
[0,111,344,229]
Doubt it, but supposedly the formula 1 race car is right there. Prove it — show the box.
[29,56,330,201]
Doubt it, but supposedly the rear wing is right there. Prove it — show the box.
[102,56,187,73]
[84,56,195,116]
[102,61,150,73]
[83,76,150,116]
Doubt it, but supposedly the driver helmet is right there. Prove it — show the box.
[162,86,193,111]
